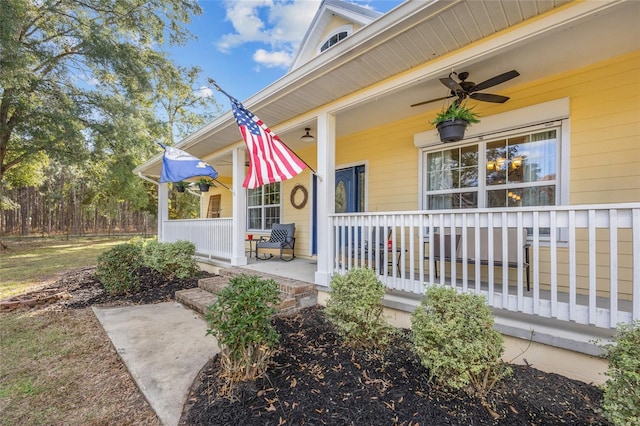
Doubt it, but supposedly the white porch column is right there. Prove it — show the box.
[315,112,336,287]
[230,146,248,266]
[157,182,169,241]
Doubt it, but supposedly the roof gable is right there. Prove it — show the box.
[288,0,381,71]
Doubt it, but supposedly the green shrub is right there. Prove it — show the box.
[95,243,143,295]
[141,240,199,279]
[206,274,281,394]
[325,267,391,348]
[601,321,640,425]
[411,285,510,398]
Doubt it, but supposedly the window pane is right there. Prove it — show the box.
[248,208,262,229]
[486,139,507,186]
[428,192,478,209]
[248,188,262,206]
[246,183,280,231]
[265,206,280,229]
[522,185,555,206]
[426,126,558,212]
[459,192,478,209]
[460,145,478,188]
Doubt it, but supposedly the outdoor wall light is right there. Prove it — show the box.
[300,128,315,142]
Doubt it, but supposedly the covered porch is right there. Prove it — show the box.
[162,202,640,353]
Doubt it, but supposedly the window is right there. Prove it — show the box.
[320,31,348,52]
[423,126,560,210]
[247,183,281,231]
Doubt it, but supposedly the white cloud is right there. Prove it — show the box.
[217,0,320,69]
[253,49,293,68]
[194,86,213,98]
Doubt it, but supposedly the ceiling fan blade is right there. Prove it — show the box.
[470,93,510,103]
[470,70,520,92]
[411,95,454,107]
[439,77,463,93]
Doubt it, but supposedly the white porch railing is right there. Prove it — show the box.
[162,218,233,260]
[330,203,640,330]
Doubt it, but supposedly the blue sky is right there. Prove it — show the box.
[166,0,403,107]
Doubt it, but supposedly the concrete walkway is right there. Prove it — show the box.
[93,302,218,426]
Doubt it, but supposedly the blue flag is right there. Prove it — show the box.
[158,143,218,183]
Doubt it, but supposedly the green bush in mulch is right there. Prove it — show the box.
[141,239,199,279]
[95,239,199,294]
[205,274,281,396]
[411,285,510,399]
[600,320,640,425]
[95,242,143,295]
[325,267,392,349]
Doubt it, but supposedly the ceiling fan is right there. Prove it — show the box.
[411,70,520,107]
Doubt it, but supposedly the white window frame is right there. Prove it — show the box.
[415,98,571,211]
[247,182,282,232]
[318,25,352,53]
[422,123,563,209]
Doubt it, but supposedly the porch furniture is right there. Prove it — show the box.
[364,228,404,275]
[245,237,257,258]
[256,223,296,261]
[426,228,530,290]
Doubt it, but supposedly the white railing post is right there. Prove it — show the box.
[327,203,639,330]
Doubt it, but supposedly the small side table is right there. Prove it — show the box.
[245,238,257,258]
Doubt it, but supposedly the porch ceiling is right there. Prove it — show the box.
[135,0,638,179]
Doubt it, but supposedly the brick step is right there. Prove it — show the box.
[198,276,229,293]
[175,288,216,316]
[176,286,297,317]
[218,268,316,298]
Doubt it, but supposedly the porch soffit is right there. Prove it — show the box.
[135,0,578,178]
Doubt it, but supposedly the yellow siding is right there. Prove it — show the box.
[503,52,640,204]
[278,144,317,257]
[336,115,426,212]
[318,16,361,46]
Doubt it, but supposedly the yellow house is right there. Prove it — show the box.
[135,0,640,368]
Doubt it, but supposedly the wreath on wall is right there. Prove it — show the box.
[290,184,308,209]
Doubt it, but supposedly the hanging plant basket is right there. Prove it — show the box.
[174,182,186,193]
[436,119,469,143]
[198,183,210,192]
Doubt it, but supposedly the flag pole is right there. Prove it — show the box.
[208,78,319,177]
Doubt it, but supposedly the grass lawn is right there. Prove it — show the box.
[0,235,159,425]
[0,236,132,299]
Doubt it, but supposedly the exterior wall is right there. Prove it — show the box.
[199,179,232,219]
[332,51,639,298]
[336,115,423,212]
[279,144,317,258]
[316,15,362,50]
[506,51,640,204]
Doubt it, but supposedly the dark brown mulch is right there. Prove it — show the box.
[182,306,608,426]
[64,266,209,308]
[2,266,212,312]
[4,269,609,425]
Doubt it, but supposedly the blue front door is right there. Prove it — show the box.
[312,166,365,255]
[335,165,364,213]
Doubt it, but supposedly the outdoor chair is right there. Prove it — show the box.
[256,223,296,261]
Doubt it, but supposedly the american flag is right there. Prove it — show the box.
[229,97,306,189]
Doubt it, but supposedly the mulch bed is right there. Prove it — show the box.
[3,268,609,425]
[182,306,608,425]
